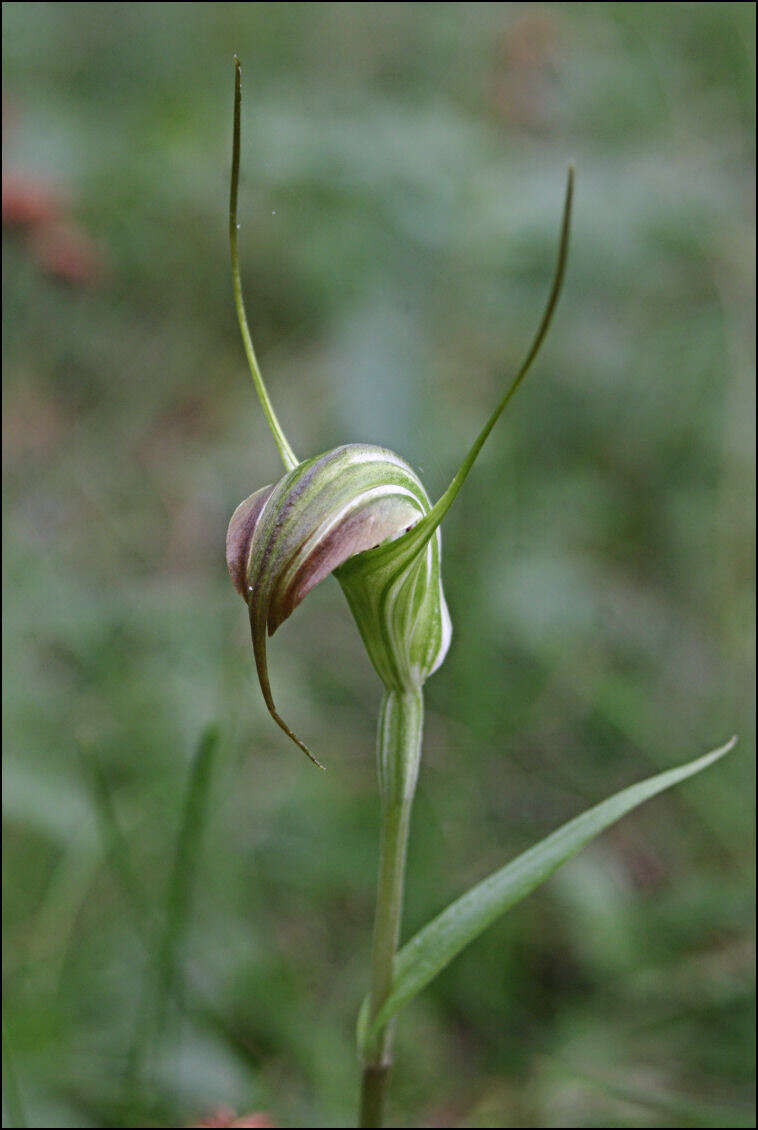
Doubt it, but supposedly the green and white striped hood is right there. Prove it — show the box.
[227,443,451,764]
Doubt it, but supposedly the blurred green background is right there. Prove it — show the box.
[2,3,755,1127]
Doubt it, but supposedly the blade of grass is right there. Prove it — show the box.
[154,723,220,1031]
[79,733,264,1077]
[77,742,150,928]
[125,724,219,1100]
[540,1055,756,1129]
[2,1024,27,1129]
[79,727,219,1086]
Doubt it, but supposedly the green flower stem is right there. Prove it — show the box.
[360,1063,391,1130]
[360,688,424,1128]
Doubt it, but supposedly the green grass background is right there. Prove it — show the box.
[2,3,755,1126]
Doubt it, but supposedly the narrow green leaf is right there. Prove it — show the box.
[79,733,266,1077]
[359,737,735,1050]
[2,1023,27,1129]
[156,724,220,1023]
[77,742,149,927]
[130,724,220,1083]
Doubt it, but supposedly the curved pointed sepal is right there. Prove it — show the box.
[365,165,574,580]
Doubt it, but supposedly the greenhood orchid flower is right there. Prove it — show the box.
[221,61,735,1130]
[226,58,572,767]
[226,443,450,766]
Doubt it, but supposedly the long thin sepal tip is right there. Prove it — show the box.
[229,58,298,472]
[369,164,575,573]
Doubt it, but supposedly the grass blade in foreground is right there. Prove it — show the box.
[358,737,736,1050]
[156,724,219,1025]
